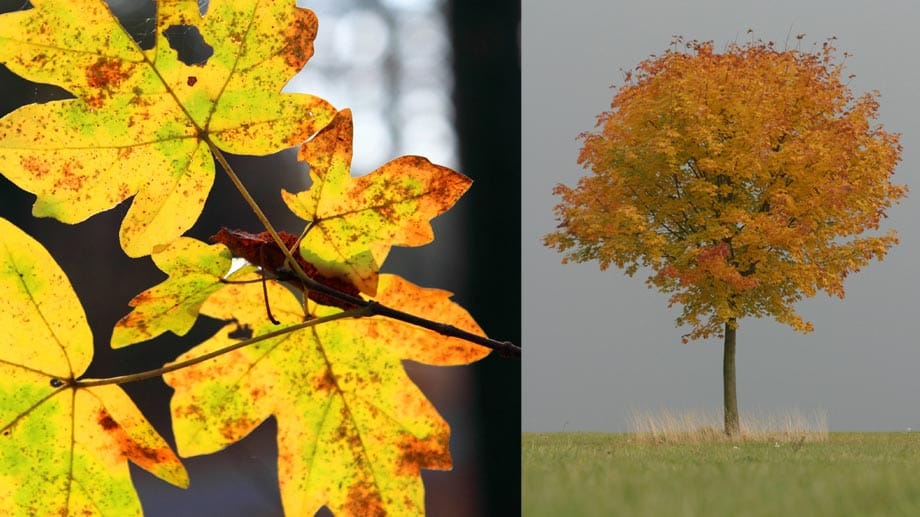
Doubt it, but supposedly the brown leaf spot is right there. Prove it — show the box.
[331,420,349,443]
[311,370,335,392]
[97,409,174,464]
[344,480,385,517]
[173,404,205,422]
[84,94,105,109]
[131,441,169,463]
[97,410,118,431]
[19,156,50,178]
[219,414,260,442]
[85,57,129,92]
[187,76,198,86]
[118,184,132,200]
[249,386,266,400]
[54,158,86,192]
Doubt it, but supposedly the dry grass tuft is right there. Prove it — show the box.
[627,408,829,444]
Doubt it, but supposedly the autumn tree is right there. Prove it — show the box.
[544,37,906,437]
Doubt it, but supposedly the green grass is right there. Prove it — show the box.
[523,432,920,516]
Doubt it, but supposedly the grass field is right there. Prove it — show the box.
[523,432,920,516]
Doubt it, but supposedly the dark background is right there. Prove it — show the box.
[0,0,520,515]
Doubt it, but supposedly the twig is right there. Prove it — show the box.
[208,139,521,358]
[276,269,521,358]
[73,308,368,388]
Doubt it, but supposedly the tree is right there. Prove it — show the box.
[544,37,906,437]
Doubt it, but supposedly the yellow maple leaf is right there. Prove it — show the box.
[163,272,489,516]
[0,0,334,256]
[110,236,247,348]
[282,109,472,295]
[0,218,187,516]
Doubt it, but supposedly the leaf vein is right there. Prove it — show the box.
[0,240,74,377]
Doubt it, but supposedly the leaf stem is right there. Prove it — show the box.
[74,308,369,387]
[206,139,312,280]
[284,269,522,358]
[207,139,521,359]
[367,300,522,358]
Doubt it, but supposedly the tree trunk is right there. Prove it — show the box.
[723,319,741,437]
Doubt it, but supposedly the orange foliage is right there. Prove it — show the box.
[545,37,906,341]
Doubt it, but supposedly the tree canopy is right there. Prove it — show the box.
[545,37,906,341]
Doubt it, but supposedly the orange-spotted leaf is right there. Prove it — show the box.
[164,272,488,516]
[0,0,334,257]
[282,109,472,295]
[111,236,249,348]
[0,217,187,516]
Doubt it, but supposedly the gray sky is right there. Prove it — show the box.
[522,0,920,432]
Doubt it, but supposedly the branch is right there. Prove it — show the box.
[366,301,521,358]
[73,308,369,387]
[274,270,521,358]
[207,139,521,359]
[207,139,300,270]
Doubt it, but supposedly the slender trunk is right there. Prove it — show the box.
[723,319,740,437]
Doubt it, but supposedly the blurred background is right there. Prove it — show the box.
[0,0,519,515]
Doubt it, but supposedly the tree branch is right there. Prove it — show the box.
[208,139,521,359]
[72,309,369,387]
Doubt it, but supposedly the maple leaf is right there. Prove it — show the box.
[282,109,472,295]
[163,272,489,516]
[0,0,334,257]
[110,236,247,348]
[0,217,187,516]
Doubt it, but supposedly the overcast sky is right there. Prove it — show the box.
[522,0,920,432]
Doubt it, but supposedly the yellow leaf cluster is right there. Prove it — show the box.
[0,0,496,514]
